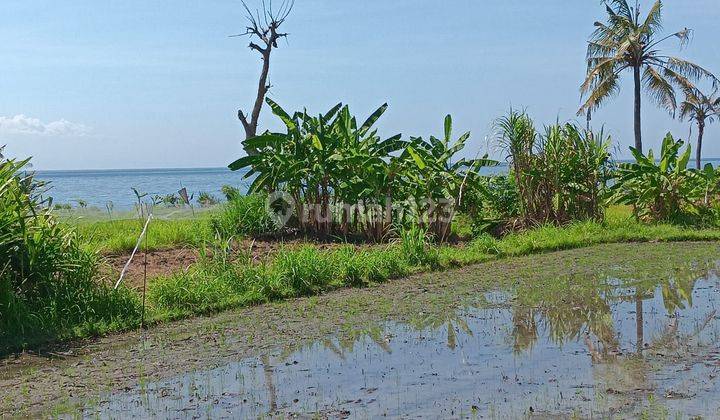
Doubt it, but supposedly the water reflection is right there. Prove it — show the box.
[83,266,720,418]
[509,273,700,361]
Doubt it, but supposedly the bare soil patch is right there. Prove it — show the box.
[102,238,379,289]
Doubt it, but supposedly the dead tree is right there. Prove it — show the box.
[232,0,293,154]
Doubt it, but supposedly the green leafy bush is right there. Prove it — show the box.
[466,175,520,235]
[0,150,140,352]
[197,191,219,207]
[221,185,241,201]
[612,133,720,223]
[228,99,496,241]
[494,110,611,226]
[400,115,497,240]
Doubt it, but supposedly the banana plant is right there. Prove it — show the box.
[228,98,403,240]
[611,133,704,221]
[328,104,405,240]
[401,115,498,241]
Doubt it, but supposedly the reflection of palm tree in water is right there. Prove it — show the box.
[630,275,696,355]
[635,294,644,355]
[260,354,277,414]
[511,280,620,358]
[415,310,474,350]
[511,274,699,362]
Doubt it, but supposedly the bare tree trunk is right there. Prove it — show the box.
[242,51,270,140]
[696,121,705,170]
[235,1,293,155]
[633,64,643,153]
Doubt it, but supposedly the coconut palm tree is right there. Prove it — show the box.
[578,0,718,153]
[679,88,720,169]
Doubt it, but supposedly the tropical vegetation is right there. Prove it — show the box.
[611,133,720,223]
[228,99,496,242]
[578,0,718,153]
[0,149,140,352]
[679,87,720,169]
[494,110,612,227]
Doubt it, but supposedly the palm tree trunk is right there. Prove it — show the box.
[696,121,705,170]
[633,64,643,153]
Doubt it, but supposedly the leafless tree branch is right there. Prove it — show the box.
[231,0,294,154]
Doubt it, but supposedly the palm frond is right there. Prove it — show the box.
[581,57,625,93]
[607,0,633,21]
[678,100,696,121]
[664,57,719,87]
[579,70,621,115]
[642,65,677,114]
[640,1,663,36]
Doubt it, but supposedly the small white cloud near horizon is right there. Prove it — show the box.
[0,114,91,137]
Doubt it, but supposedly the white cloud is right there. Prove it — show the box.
[0,114,91,137]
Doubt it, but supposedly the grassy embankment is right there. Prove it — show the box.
[6,204,719,355]
[142,205,720,321]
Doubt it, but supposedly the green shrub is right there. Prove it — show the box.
[611,133,719,224]
[221,185,241,201]
[494,110,611,226]
[0,150,140,352]
[467,175,520,234]
[211,193,276,239]
[197,191,219,207]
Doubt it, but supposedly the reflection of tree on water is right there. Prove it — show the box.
[510,272,700,362]
[621,274,696,355]
[511,275,619,358]
[413,310,474,350]
[255,261,710,415]
[260,354,277,414]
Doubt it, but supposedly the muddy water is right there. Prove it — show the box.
[85,264,720,417]
[3,243,720,418]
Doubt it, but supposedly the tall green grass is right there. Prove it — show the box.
[74,216,214,253]
[210,193,276,240]
[148,244,409,316]
[0,153,141,353]
[494,110,611,226]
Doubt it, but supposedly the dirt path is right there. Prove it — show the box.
[3,242,720,417]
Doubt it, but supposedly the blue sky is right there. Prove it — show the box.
[1,0,719,170]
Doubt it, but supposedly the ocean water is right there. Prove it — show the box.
[35,167,251,210]
[34,159,720,211]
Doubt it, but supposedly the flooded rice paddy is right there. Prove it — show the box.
[2,242,720,418]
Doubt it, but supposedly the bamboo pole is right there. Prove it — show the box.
[114,213,153,290]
